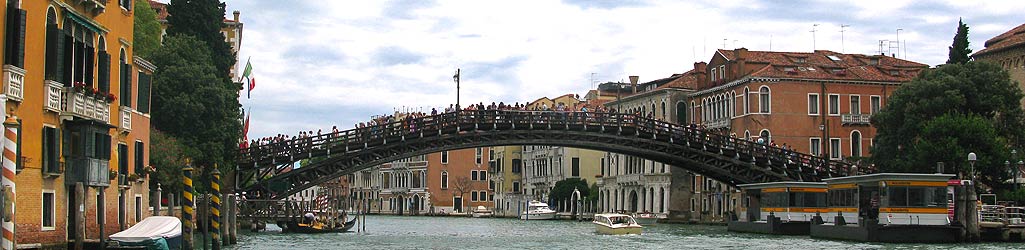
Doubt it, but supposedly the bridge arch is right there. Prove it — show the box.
[238,111,863,200]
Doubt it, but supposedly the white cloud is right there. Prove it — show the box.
[221,0,1025,139]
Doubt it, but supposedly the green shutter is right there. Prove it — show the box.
[138,73,150,113]
[121,64,132,107]
[98,52,110,93]
[15,9,25,68]
[85,46,95,88]
[60,31,72,85]
[45,24,59,81]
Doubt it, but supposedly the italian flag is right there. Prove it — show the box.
[242,58,255,98]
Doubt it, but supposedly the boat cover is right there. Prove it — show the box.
[110,216,183,242]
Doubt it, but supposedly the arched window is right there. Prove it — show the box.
[650,103,655,118]
[676,101,687,125]
[759,86,770,113]
[743,87,750,115]
[45,7,59,81]
[441,171,449,189]
[760,129,771,143]
[661,101,666,120]
[851,130,862,158]
[120,48,131,107]
[690,101,696,123]
[730,91,736,118]
[745,130,751,140]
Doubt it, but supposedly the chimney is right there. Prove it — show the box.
[629,76,639,93]
[694,62,707,88]
[734,48,748,78]
[233,10,240,22]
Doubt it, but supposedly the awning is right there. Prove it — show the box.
[57,3,109,34]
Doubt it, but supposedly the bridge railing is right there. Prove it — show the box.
[238,110,870,189]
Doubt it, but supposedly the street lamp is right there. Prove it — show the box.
[453,68,461,110]
[1017,160,1024,191]
[968,152,977,181]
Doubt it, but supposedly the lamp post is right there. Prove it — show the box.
[968,152,977,180]
[965,152,980,241]
[1017,160,1024,191]
[453,69,460,110]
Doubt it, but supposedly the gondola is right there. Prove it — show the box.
[286,217,357,234]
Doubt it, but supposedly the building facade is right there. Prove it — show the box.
[973,23,1025,108]
[2,0,154,248]
[490,146,524,217]
[349,148,493,215]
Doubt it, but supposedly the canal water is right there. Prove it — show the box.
[224,215,1021,250]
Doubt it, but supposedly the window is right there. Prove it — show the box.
[120,0,133,11]
[743,87,750,114]
[137,73,151,113]
[512,182,520,193]
[120,49,132,107]
[851,131,862,158]
[760,130,771,143]
[135,141,145,174]
[710,68,716,81]
[828,94,840,115]
[489,180,495,190]
[42,126,60,174]
[481,191,488,201]
[719,65,725,80]
[118,192,126,228]
[135,195,143,222]
[45,8,59,81]
[850,95,861,114]
[42,191,55,230]
[471,170,478,181]
[471,191,478,202]
[830,138,841,159]
[759,86,770,113]
[4,1,26,68]
[571,157,580,177]
[690,198,696,212]
[441,171,448,189]
[441,151,449,164]
[810,138,822,156]
[870,96,881,114]
[117,144,128,179]
[475,147,482,165]
[511,159,521,173]
[480,170,487,181]
[808,93,820,115]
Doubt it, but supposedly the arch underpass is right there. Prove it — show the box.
[237,110,869,200]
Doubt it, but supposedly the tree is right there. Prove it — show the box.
[149,129,195,200]
[947,18,973,64]
[150,35,240,183]
[872,61,1024,188]
[133,0,162,59]
[451,176,474,212]
[165,0,236,76]
[550,178,589,209]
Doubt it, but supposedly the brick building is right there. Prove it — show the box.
[973,23,1025,108]
[690,48,926,162]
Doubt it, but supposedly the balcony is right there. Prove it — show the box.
[2,65,25,102]
[62,87,111,123]
[617,174,643,185]
[705,118,729,129]
[45,80,62,112]
[65,158,110,187]
[121,107,132,132]
[841,114,872,125]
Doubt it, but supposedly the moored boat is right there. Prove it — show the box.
[593,213,643,235]
[520,200,557,220]
[287,217,357,234]
[472,206,494,218]
[633,212,659,225]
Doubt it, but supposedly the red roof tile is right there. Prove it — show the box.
[975,23,1025,56]
[715,49,927,82]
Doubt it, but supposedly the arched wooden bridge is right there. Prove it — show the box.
[237,110,869,200]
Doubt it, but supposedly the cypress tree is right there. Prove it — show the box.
[946,18,973,64]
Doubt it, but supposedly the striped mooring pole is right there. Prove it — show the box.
[183,162,195,250]
[211,167,222,250]
[2,116,19,250]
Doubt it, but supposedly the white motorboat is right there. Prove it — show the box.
[472,206,494,218]
[520,200,557,220]
[593,213,643,235]
[633,212,659,225]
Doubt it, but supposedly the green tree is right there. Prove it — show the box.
[947,18,973,64]
[165,0,236,76]
[149,129,195,197]
[550,178,589,208]
[872,61,1024,188]
[133,0,162,59]
[150,35,240,183]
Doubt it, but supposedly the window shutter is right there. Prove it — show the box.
[45,24,59,80]
[3,7,13,66]
[85,45,95,88]
[74,41,85,84]
[138,73,150,113]
[121,64,132,107]
[98,52,110,93]
[60,31,72,85]
[14,9,25,68]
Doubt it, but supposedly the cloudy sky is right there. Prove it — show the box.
[213,0,1025,139]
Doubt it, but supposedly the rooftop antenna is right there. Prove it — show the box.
[810,24,819,51]
[590,73,596,89]
[770,35,773,51]
[723,38,727,49]
[895,28,903,58]
[903,40,908,60]
[878,40,888,55]
[840,24,850,53]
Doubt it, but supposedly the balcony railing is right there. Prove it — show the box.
[841,114,872,125]
[705,118,729,129]
[617,174,643,184]
[45,80,62,112]
[66,158,110,187]
[2,65,24,102]
[62,87,111,123]
[121,107,132,132]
